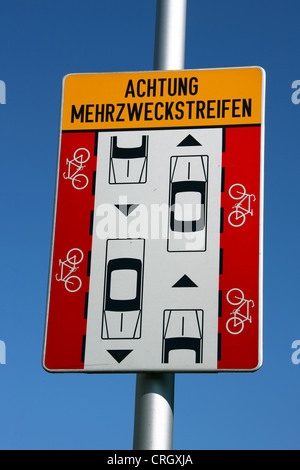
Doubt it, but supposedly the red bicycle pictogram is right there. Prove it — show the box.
[228,184,256,227]
[226,288,254,335]
[55,248,84,292]
[63,148,90,190]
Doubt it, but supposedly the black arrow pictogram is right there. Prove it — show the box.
[107,349,133,363]
[172,274,198,288]
[115,204,139,216]
[177,134,202,147]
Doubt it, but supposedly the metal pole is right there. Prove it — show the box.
[154,0,187,71]
[133,373,175,450]
[133,0,187,451]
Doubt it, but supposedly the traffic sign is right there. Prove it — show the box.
[43,67,265,372]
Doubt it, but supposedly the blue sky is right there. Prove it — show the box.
[0,0,299,450]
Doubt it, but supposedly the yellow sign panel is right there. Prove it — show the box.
[61,67,264,131]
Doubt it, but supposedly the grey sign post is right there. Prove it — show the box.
[132,0,187,451]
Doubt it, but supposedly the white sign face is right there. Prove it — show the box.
[43,68,264,373]
[84,128,223,371]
